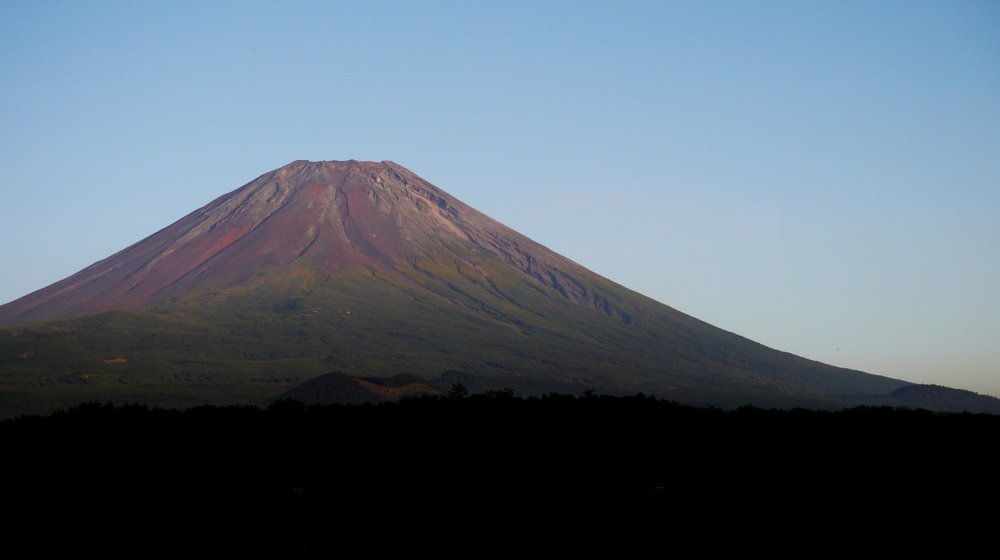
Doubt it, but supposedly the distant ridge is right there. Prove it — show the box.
[887,384,1000,414]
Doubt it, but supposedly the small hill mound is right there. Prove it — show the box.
[888,384,1000,414]
[274,372,441,405]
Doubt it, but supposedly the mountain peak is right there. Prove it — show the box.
[280,159,398,171]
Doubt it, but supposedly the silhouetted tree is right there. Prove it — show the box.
[448,383,469,399]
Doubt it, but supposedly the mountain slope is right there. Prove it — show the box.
[0,160,910,416]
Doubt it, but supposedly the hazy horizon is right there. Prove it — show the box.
[1,1,997,396]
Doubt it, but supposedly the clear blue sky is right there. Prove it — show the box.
[2,1,998,395]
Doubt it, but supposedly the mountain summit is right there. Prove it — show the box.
[0,159,952,415]
[0,160,630,325]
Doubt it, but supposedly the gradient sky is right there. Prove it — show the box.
[1,1,998,395]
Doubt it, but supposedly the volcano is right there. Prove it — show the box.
[3,159,975,416]
[0,160,644,324]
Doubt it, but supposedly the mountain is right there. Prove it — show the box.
[0,159,929,416]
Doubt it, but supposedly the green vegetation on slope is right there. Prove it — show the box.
[0,264,906,418]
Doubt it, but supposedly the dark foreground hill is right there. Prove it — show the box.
[0,159,968,416]
[5,395,998,552]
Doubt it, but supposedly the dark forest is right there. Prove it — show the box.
[5,390,997,552]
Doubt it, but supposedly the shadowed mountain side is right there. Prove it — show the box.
[0,159,916,415]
